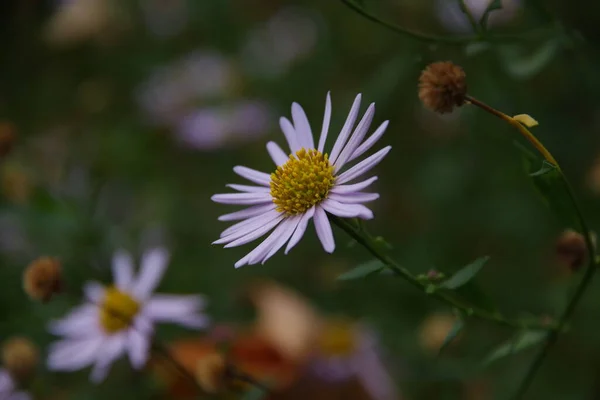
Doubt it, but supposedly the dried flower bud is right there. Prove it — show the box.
[418,313,458,353]
[194,352,227,394]
[1,337,38,381]
[418,61,467,114]
[0,122,16,157]
[23,257,63,302]
[555,229,591,272]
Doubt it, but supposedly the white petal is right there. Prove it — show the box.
[222,214,284,248]
[211,192,272,205]
[285,207,315,254]
[260,215,301,263]
[333,103,375,172]
[47,337,104,372]
[279,117,300,153]
[90,334,126,383]
[49,304,99,337]
[317,92,332,153]
[131,247,169,300]
[218,204,276,222]
[327,192,380,203]
[219,209,280,240]
[321,199,374,219]
[83,282,105,304]
[233,166,271,186]
[349,120,389,162]
[226,184,270,193]
[330,176,378,194]
[329,94,362,164]
[0,370,14,392]
[291,102,314,149]
[247,219,294,265]
[336,146,391,185]
[127,329,150,369]
[266,141,289,166]
[314,206,335,253]
[144,295,203,320]
[112,250,134,291]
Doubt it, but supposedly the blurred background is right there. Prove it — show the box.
[1,0,600,399]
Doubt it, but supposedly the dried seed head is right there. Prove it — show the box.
[0,122,16,157]
[1,337,39,381]
[194,352,227,393]
[23,257,63,302]
[418,61,467,114]
[555,229,592,272]
[418,313,458,353]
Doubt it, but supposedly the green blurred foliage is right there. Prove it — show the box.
[1,0,600,399]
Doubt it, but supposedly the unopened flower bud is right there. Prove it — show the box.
[0,122,16,157]
[418,61,467,114]
[555,229,590,272]
[1,337,38,381]
[194,352,226,393]
[23,257,63,302]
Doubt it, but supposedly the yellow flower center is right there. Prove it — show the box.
[270,149,335,215]
[318,320,357,357]
[99,286,140,334]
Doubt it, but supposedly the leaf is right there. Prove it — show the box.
[438,318,464,355]
[337,259,385,280]
[440,256,490,290]
[454,281,499,314]
[499,39,559,80]
[479,0,502,30]
[242,386,269,400]
[483,330,547,366]
[514,141,581,230]
[513,114,539,128]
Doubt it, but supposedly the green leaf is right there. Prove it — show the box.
[337,259,385,280]
[479,0,502,30]
[438,318,464,355]
[454,281,499,314]
[242,386,269,400]
[440,256,490,290]
[483,330,547,366]
[514,142,581,230]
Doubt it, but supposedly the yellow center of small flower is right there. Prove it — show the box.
[270,148,335,215]
[318,320,357,357]
[99,286,140,334]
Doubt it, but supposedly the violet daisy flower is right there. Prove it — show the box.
[0,369,31,400]
[212,92,391,267]
[47,248,208,383]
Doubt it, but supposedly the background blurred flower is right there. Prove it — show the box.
[434,0,522,33]
[1,337,38,382]
[241,6,320,78]
[0,368,31,400]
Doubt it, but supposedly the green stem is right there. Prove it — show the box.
[340,0,554,45]
[331,216,557,331]
[465,95,596,398]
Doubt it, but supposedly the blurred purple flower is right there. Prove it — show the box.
[242,6,319,78]
[435,0,521,33]
[175,100,272,150]
[309,323,399,400]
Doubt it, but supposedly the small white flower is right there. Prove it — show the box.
[310,323,398,400]
[47,247,209,383]
[212,92,391,267]
[0,369,31,400]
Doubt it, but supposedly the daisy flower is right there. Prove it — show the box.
[0,369,31,400]
[212,92,391,267]
[309,321,399,400]
[47,247,209,383]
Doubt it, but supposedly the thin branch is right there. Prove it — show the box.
[340,0,555,45]
[331,216,560,331]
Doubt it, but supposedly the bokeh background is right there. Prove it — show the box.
[1,0,600,399]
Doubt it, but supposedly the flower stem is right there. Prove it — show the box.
[331,216,557,331]
[340,0,554,45]
[464,95,597,398]
[465,95,559,167]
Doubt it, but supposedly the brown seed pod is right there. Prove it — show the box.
[418,61,467,114]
